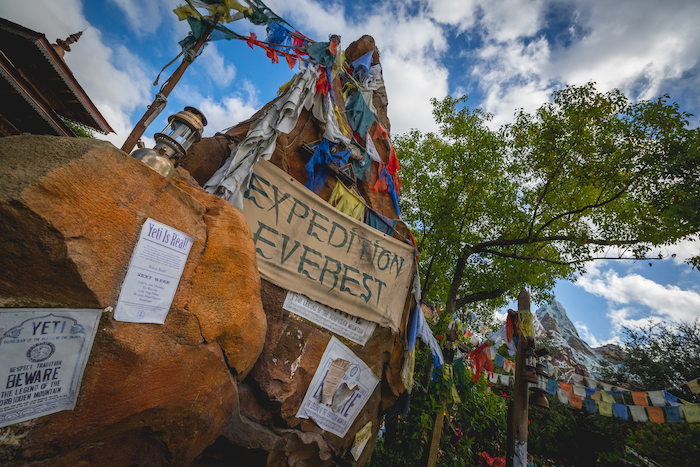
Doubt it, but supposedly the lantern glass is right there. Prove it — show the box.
[163,120,197,151]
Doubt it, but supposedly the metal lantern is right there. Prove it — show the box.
[130,107,207,179]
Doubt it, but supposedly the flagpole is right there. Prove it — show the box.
[120,20,216,154]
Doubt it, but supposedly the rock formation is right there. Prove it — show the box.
[0,34,413,466]
[0,135,266,465]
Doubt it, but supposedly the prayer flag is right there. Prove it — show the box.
[546,379,558,395]
[584,397,597,413]
[664,390,679,406]
[613,403,629,420]
[585,388,597,398]
[569,394,583,409]
[631,392,648,406]
[687,378,700,394]
[591,391,602,401]
[646,406,664,423]
[504,359,515,373]
[559,383,572,394]
[598,401,613,417]
[648,390,666,407]
[495,354,505,368]
[629,405,648,422]
[573,384,586,397]
[664,406,682,423]
[601,392,614,404]
[557,388,570,405]
[499,374,510,386]
[681,404,700,423]
[602,383,613,391]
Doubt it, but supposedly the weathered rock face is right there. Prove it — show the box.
[0,135,266,466]
[183,35,414,466]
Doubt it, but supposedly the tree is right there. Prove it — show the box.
[598,319,700,399]
[396,83,700,316]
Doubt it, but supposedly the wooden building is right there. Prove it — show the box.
[0,17,113,137]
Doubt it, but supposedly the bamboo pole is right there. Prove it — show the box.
[120,22,215,154]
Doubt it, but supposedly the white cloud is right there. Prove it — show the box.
[107,0,179,37]
[577,268,700,328]
[199,44,237,88]
[196,86,259,136]
[0,0,155,148]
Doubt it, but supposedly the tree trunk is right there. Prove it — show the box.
[445,254,467,316]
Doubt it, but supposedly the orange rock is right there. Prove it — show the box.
[0,134,265,465]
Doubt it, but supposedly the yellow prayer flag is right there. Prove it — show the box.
[682,405,700,423]
[598,401,613,417]
[601,391,614,404]
[329,180,365,221]
[688,378,700,394]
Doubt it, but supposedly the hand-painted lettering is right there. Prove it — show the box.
[298,245,322,280]
[252,222,278,260]
[307,209,329,243]
[244,173,271,209]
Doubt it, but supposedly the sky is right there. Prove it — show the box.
[2,0,699,347]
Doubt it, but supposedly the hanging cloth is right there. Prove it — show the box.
[205,62,318,210]
[468,342,493,382]
[329,180,365,221]
[415,305,444,369]
[648,390,667,407]
[629,405,648,423]
[591,391,602,401]
[613,403,629,420]
[569,394,583,409]
[373,163,401,216]
[504,358,515,373]
[601,382,613,391]
[687,378,700,394]
[352,150,373,181]
[682,404,700,423]
[304,138,351,193]
[631,392,649,406]
[664,390,680,406]
[365,130,383,163]
[573,384,586,397]
[546,378,558,395]
[495,354,505,368]
[584,397,598,413]
[663,406,682,423]
[559,383,572,394]
[345,88,376,137]
[585,388,598,398]
[557,388,570,405]
[499,374,511,385]
[401,303,421,392]
[365,209,397,236]
[350,49,374,82]
[518,310,535,338]
[305,40,337,68]
[598,401,613,417]
[601,391,614,404]
[646,406,665,423]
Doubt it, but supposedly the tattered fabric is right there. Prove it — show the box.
[329,180,365,221]
[365,209,397,236]
[304,138,351,194]
[205,62,318,210]
[306,40,337,68]
[401,303,421,392]
[416,305,444,369]
[468,342,493,382]
[345,89,376,137]
[557,388,570,405]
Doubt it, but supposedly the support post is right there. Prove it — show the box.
[120,22,215,154]
[506,288,531,467]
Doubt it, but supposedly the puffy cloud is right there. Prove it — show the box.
[196,84,259,136]
[577,268,700,329]
[199,44,237,88]
[0,0,155,147]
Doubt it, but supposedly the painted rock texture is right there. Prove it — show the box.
[0,134,266,466]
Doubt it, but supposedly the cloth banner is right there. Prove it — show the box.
[598,401,613,417]
[646,406,664,423]
[559,383,572,394]
[557,388,570,405]
[631,392,649,406]
[585,388,597,398]
[242,160,415,331]
[613,403,629,420]
[499,374,511,385]
[569,394,583,409]
[629,405,648,423]
[664,406,682,423]
[601,391,614,404]
[682,405,700,423]
[648,390,666,407]
[573,384,586,397]
[584,397,598,413]
[546,378,558,395]
[687,378,700,394]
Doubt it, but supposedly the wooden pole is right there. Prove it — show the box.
[120,22,215,154]
[506,288,531,467]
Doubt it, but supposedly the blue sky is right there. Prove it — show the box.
[2,0,699,347]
